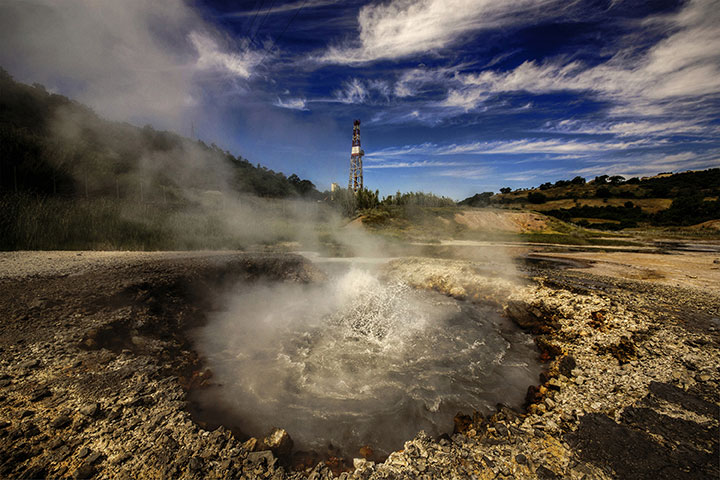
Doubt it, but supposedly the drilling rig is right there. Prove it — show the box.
[348,120,364,192]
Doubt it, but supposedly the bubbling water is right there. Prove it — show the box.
[192,266,541,458]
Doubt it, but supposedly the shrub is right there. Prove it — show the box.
[527,192,547,204]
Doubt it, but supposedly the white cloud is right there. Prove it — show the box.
[436,166,491,179]
[332,78,391,104]
[440,0,720,114]
[570,151,720,178]
[222,0,339,17]
[369,138,655,158]
[273,97,309,111]
[546,118,718,137]
[317,0,560,64]
[189,32,263,79]
[334,78,368,104]
[365,160,466,169]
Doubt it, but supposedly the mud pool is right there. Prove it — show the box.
[190,262,541,458]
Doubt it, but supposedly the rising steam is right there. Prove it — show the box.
[192,262,541,457]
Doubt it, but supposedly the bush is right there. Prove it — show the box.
[527,192,547,204]
[596,187,611,198]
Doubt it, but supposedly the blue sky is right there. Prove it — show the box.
[1,0,719,199]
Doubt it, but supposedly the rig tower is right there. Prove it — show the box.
[348,119,364,192]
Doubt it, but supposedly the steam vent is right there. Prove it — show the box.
[348,119,364,192]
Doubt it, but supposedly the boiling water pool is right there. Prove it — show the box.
[191,266,541,458]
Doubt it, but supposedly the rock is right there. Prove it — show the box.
[353,458,374,470]
[110,452,131,465]
[29,386,51,402]
[558,355,577,377]
[547,378,562,391]
[78,447,90,458]
[19,359,40,369]
[86,452,102,465]
[494,422,509,437]
[188,456,203,472]
[242,437,258,452]
[73,463,95,479]
[80,403,99,417]
[262,427,293,456]
[247,450,275,468]
[515,453,527,464]
[536,465,561,479]
[51,415,72,429]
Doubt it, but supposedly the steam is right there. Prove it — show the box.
[0,0,261,129]
[192,263,540,457]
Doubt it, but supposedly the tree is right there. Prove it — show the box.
[500,187,512,194]
[594,175,609,184]
[332,188,357,217]
[356,187,379,209]
[596,186,611,198]
[609,175,626,185]
[571,176,586,185]
[527,192,547,204]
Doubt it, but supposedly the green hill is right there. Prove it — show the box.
[460,170,720,230]
[0,67,322,250]
[0,67,318,200]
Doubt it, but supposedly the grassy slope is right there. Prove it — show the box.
[358,205,641,246]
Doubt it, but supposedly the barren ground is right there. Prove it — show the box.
[0,249,717,479]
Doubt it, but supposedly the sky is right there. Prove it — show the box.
[1,0,719,199]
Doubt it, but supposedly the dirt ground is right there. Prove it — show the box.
[0,249,717,479]
[454,210,552,233]
[531,250,720,293]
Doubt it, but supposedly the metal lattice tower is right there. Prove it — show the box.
[348,119,364,192]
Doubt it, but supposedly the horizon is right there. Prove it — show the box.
[1,0,719,200]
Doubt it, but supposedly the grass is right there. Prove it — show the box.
[503,197,673,213]
[0,194,313,250]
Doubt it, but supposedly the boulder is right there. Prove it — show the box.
[262,428,293,457]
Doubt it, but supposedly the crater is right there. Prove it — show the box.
[188,261,542,463]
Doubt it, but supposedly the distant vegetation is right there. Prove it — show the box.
[460,169,720,230]
[0,67,320,200]
[0,68,339,250]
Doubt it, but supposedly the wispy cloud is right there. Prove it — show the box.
[368,138,655,158]
[364,160,467,169]
[316,0,561,64]
[332,78,391,104]
[273,97,308,110]
[545,118,718,138]
[190,32,264,79]
[440,0,720,114]
[436,166,491,179]
[221,0,339,17]
[570,150,720,178]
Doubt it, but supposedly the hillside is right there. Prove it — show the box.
[0,67,326,250]
[460,170,720,230]
[0,67,318,200]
